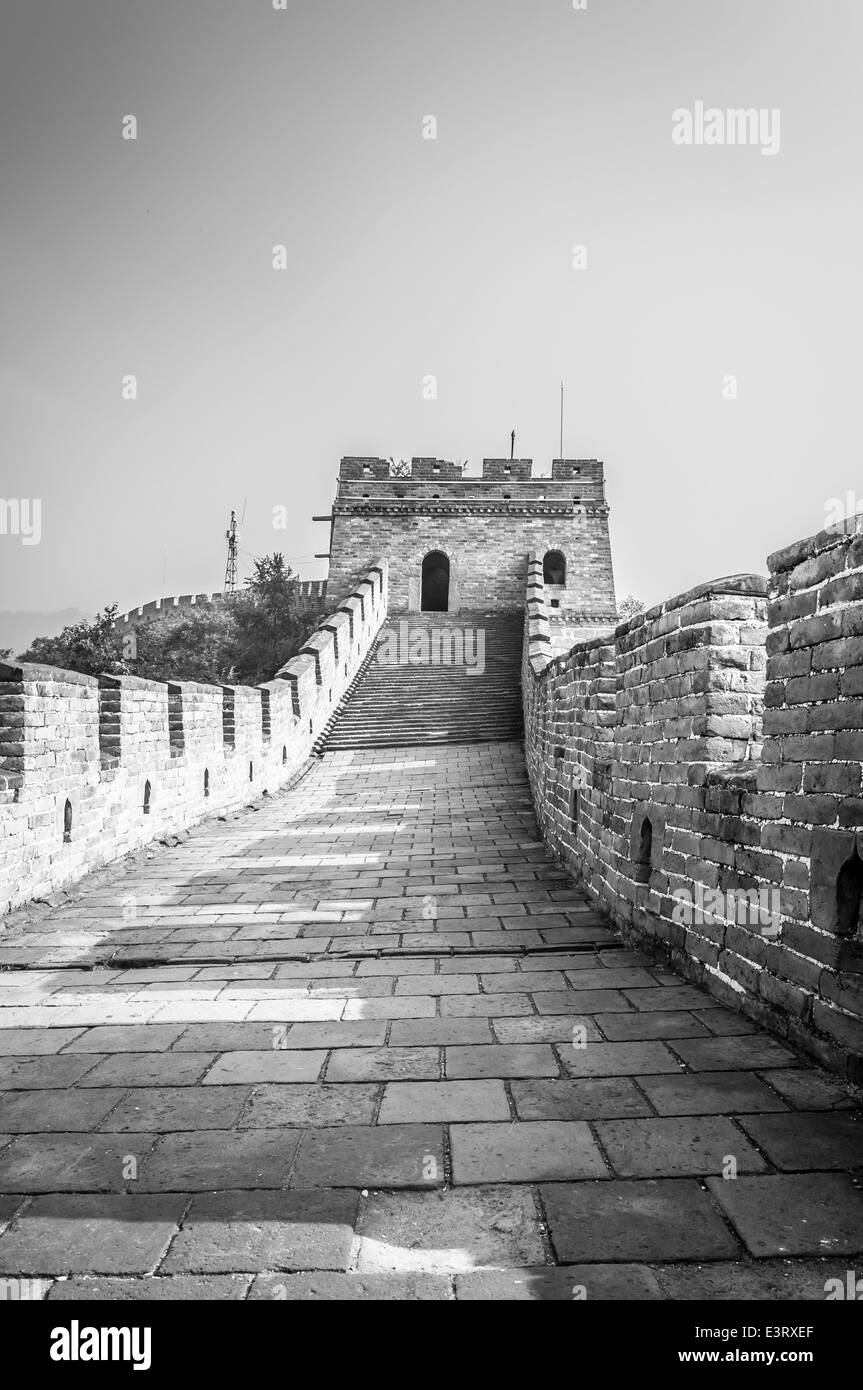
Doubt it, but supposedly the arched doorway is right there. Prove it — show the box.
[421,551,450,612]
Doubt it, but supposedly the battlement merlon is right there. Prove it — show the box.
[410,458,464,480]
[481,459,533,480]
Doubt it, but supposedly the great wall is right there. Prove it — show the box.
[0,455,860,1295]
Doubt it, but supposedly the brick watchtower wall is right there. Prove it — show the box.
[325,456,617,621]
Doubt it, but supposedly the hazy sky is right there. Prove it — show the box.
[2,0,861,622]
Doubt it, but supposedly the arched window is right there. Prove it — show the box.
[836,849,863,938]
[204,768,210,798]
[249,761,254,781]
[63,799,73,844]
[143,780,152,814]
[543,550,566,585]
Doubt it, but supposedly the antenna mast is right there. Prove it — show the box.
[224,510,239,594]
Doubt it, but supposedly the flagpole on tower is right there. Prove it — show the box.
[560,380,565,458]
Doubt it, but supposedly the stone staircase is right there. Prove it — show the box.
[316,611,524,750]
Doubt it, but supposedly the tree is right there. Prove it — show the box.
[230,554,315,685]
[617,595,645,622]
[17,606,126,675]
[16,555,315,687]
[126,605,237,685]
[388,458,411,477]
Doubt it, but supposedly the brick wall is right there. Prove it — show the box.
[523,524,863,1081]
[0,563,387,916]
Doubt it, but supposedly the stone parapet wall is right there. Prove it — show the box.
[115,579,328,630]
[523,527,863,1081]
[0,563,387,915]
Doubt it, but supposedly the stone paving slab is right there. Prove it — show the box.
[101,1086,250,1132]
[450,1121,607,1184]
[594,1116,768,1177]
[0,1089,126,1133]
[622,987,723,1012]
[326,1046,440,1082]
[202,1050,327,1084]
[735,1112,862,1170]
[161,1190,359,1273]
[439,995,534,1017]
[445,1043,559,1078]
[291,1123,444,1188]
[541,1179,742,1262]
[760,1068,859,1111]
[668,1036,798,1071]
[0,1133,159,1191]
[378,1080,510,1124]
[692,1008,757,1035]
[75,1052,217,1088]
[706,1173,863,1257]
[533,989,632,1013]
[240,1083,380,1128]
[65,1025,188,1052]
[637,1071,791,1116]
[0,740,860,1298]
[388,1018,493,1045]
[594,1011,711,1041]
[356,1187,544,1271]
[491,1016,603,1044]
[0,1027,87,1054]
[138,1129,300,1190]
[561,1041,680,1077]
[511,1078,653,1121]
[0,1055,104,1089]
[0,1194,189,1274]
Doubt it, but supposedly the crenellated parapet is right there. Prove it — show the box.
[523,527,863,1080]
[115,580,328,630]
[0,562,387,915]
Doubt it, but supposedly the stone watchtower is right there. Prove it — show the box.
[322,456,617,626]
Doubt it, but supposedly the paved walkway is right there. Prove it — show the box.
[0,742,860,1300]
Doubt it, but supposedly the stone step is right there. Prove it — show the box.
[316,612,524,752]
